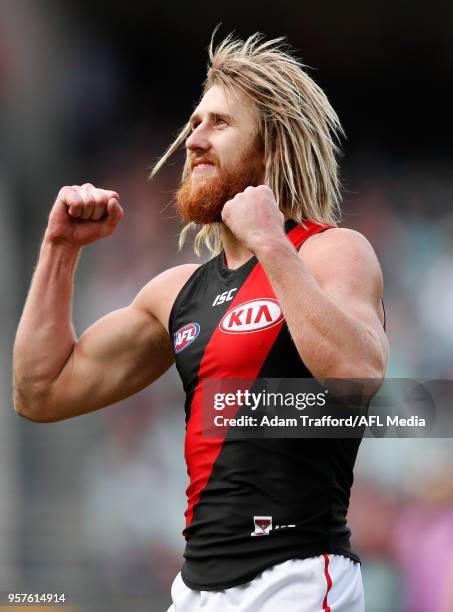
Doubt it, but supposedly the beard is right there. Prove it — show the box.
[176,149,264,224]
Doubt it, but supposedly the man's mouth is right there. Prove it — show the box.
[192,157,216,167]
[192,160,217,175]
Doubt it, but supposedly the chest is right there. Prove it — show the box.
[172,260,286,388]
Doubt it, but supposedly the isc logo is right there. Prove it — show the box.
[174,323,200,353]
[219,298,283,334]
[212,288,237,306]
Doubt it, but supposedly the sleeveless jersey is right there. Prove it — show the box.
[169,220,362,591]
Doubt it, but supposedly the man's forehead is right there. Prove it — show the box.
[191,85,256,122]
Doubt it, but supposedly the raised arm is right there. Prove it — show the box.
[13,183,197,422]
[259,227,388,382]
[221,185,388,385]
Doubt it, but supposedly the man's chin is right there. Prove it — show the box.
[177,156,263,225]
[176,189,223,224]
[191,167,218,182]
[183,204,223,225]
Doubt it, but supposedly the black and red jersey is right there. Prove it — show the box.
[169,220,361,591]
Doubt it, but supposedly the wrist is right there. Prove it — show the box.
[42,233,81,261]
[253,234,296,262]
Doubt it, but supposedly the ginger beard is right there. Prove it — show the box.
[176,143,264,224]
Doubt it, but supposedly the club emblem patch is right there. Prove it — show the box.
[251,515,273,537]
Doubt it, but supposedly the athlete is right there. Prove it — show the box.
[13,34,388,611]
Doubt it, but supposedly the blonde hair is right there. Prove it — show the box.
[151,31,344,256]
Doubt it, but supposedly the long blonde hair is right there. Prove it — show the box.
[151,32,344,256]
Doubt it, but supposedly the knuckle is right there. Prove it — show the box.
[83,192,95,205]
[92,189,104,204]
[72,187,85,200]
[66,190,81,205]
[58,186,76,200]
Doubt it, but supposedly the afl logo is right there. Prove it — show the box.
[219,298,284,334]
[174,323,200,353]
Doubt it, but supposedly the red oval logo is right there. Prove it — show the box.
[174,322,200,353]
[219,299,283,334]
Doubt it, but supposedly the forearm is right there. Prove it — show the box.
[256,238,384,380]
[13,235,81,408]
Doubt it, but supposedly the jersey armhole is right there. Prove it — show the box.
[296,224,336,252]
[168,265,204,338]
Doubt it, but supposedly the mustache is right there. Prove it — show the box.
[189,155,220,171]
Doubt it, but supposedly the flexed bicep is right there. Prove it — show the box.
[44,304,174,422]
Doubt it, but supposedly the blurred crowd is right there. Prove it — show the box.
[2,2,453,611]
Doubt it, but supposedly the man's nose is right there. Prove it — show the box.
[186,124,210,152]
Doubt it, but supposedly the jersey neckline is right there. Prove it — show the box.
[216,250,257,280]
[216,219,298,280]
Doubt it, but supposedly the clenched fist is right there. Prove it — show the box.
[45,183,124,248]
[221,185,285,254]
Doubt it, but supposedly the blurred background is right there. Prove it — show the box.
[1,1,453,610]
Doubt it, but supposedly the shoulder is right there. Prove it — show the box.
[143,263,201,290]
[133,263,200,333]
[300,227,377,260]
[299,227,384,299]
[300,227,381,273]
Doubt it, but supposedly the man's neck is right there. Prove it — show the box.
[220,223,254,270]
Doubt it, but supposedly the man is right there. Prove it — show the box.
[14,33,388,611]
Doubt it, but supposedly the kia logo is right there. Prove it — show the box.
[219,299,283,334]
